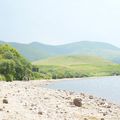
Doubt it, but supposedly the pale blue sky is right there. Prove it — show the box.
[0,0,120,47]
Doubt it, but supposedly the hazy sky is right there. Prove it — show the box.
[0,0,120,47]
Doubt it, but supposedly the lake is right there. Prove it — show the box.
[47,76,120,104]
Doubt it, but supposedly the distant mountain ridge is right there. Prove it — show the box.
[0,40,120,63]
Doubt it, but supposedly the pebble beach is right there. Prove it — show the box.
[0,80,120,120]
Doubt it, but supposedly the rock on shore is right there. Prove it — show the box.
[0,80,120,120]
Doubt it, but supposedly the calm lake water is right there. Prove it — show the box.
[47,76,120,104]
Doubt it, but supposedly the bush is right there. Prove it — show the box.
[0,44,33,81]
[0,74,6,81]
[5,74,14,82]
[32,72,52,80]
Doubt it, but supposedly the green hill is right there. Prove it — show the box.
[1,41,120,63]
[33,55,120,78]
[33,55,113,66]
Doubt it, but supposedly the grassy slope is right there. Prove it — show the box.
[33,55,113,66]
[33,55,120,77]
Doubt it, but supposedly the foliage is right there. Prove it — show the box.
[34,64,120,79]
[0,74,6,81]
[36,65,92,79]
[32,72,52,80]
[0,44,33,81]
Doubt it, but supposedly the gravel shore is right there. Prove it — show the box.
[0,80,120,120]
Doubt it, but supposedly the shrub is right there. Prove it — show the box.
[0,74,6,81]
[0,44,33,81]
[5,74,14,82]
[32,72,52,80]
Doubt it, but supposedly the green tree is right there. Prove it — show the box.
[0,44,33,81]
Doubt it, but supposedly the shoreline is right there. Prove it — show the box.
[49,75,120,81]
[0,80,120,120]
[46,75,120,81]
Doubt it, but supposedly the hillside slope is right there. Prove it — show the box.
[1,41,120,63]
[33,55,113,66]
[33,55,120,78]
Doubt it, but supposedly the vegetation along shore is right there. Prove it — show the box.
[0,43,120,81]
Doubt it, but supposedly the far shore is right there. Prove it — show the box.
[30,75,120,82]
[1,75,120,83]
